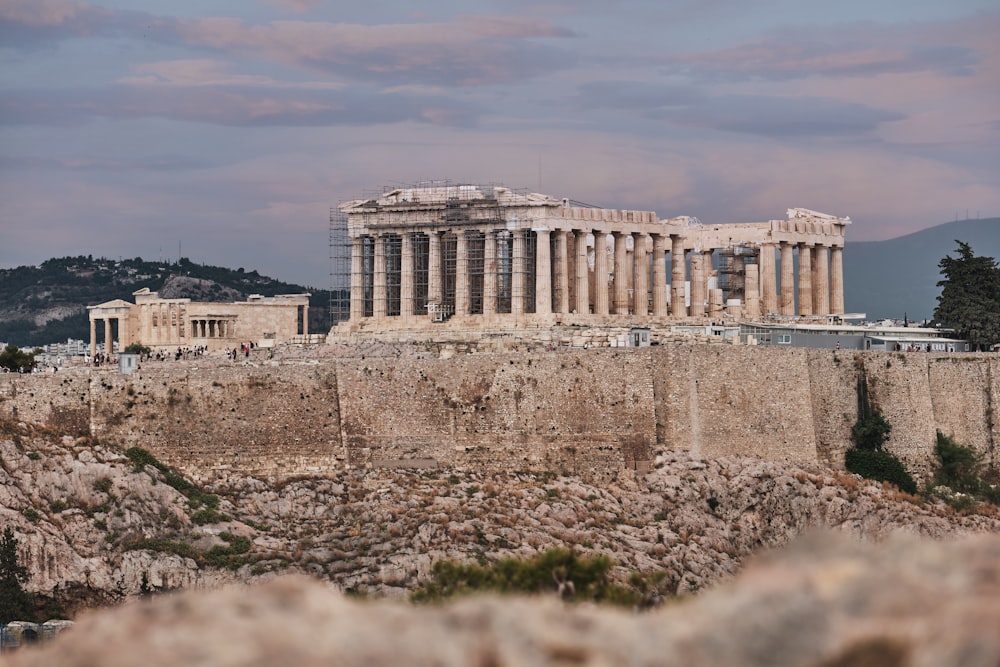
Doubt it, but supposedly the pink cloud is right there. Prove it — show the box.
[174,15,574,85]
[260,0,323,14]
[119,59,345,90]
[0,0,101,27]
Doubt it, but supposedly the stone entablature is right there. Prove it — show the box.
[334,185,851,335]
[87,289,310,356]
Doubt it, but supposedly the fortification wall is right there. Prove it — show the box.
[1,348,996,483]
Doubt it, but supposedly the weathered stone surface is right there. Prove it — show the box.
[2,345,998,483]
[9,532,1000,667]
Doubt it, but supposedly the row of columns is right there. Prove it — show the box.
[190,319,236,339]
[349,229,844,321]
[89,316,123,357]
[764,243,844,317]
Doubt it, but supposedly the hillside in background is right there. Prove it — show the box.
[844,218,1000,322]
[0,256,335,347]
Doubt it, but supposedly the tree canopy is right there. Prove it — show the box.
[0,344,37,373]
[0,526,34,623]
[934,241,1000,350]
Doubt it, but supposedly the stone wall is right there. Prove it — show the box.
[1,347,997,482]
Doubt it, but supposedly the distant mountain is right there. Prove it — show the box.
[844,218,1000,322]
[0,256,335,347]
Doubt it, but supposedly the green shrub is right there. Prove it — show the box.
[125,447,219,510]
[191,508,230,525]
[845,448,917,494]
[93,478,113,494]
[933,431,983,495]
[22,508,40,523]
[851,374,891,451]
[410,547,667,607]
[26,451,41,461]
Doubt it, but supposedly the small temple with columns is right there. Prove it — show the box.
[330,184,849,336]
[87,288,311,357]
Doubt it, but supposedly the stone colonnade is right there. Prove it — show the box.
[339,188,849,328]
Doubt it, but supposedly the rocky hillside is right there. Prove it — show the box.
[2,416,998,618]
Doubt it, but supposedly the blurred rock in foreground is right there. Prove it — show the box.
[7,531,1000,667]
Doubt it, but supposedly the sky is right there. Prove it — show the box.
[2,0,998,290]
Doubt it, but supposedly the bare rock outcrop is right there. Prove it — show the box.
[2,417,999,615]
[8,532,1000,667]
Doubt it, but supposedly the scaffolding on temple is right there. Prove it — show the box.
[717,243,756,305]
[329,207,350,326]
[329,183,546,324]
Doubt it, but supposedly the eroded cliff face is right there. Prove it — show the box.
[2,417,998,617]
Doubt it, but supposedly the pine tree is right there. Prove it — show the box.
[0,526,35,623]
[935,241,1000,350]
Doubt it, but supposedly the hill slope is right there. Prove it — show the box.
[0,256,334,346]
[844,218,1000,321]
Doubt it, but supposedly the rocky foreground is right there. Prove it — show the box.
[6,531,1000,667]
[2,417,999,619]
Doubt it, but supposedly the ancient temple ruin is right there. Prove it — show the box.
[87,288,311,356]
[330,183,849,335]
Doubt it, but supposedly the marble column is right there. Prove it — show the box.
[512,230,526,315]
[574,230,590,315]
[690,252,706,317]
[483,231,497,316]
[797,243,812,316]
[400,233,414,318]
[350,238,365,321]
[455,231,469,316]
[671,236,687,317]
[373,235,387,318]
[104,319,113,355]
[555,230,570,314]
[813,245,830,315]
[830,246,845,315]
[744,263,761,319]
[535,229,552,316]
[613,232,629,315]
[780,241,795,316]
[89,318,97,357]
[428,231,442,308]
[652,234,668,316]
[593,231,610,315]
[759,244,777,316]
[633,234,649,316]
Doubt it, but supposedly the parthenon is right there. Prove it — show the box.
[331,184,850,333]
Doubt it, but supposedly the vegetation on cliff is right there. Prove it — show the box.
[844,370,917,494]
[0,526,35,623]
[411,547,673,608]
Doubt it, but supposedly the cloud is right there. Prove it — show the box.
[658,94,905,138]
[260,0,323,14]
[661,18,991,82]
[0,83,479,127]
[1,1,577,86]
[173,15,576,86]
[572,81,903,139]
[118,59,345,90]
